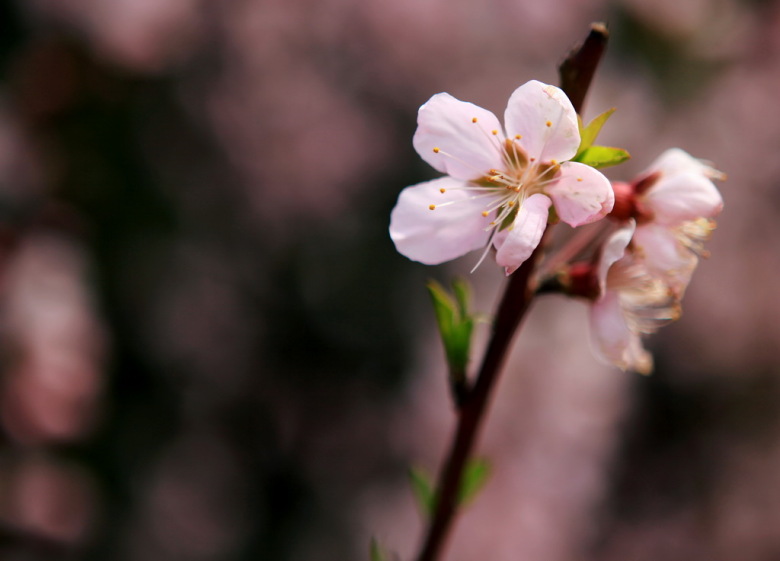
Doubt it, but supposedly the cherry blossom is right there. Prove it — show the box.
[389,80,614,274]
[611,148,724,295]
[588,222,680,374]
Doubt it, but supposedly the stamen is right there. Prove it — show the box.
[472,117,478,123]
[429,204,436,210]
[440,188,446,193]
[545,121,552,127]
[433,147,440,153]
[470,229,498,273]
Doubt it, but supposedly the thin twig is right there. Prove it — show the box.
[413,23,609,561]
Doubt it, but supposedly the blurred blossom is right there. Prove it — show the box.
[0,456,96,544]
[0,233,106,445]
[23,0,204,71]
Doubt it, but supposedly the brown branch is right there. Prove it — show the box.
[413,24,609,561]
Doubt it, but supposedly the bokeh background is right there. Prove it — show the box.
[0,0,776,560]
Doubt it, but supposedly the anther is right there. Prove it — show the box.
[439,188,446,193]
[545,121,552,127]
[429,204,436,210]
[433,147,440,153]
[481,211,489,217]
[515,134,522,139]
[576,177,583,182]
[507,201,515,207]
[472,117,478,123]
[551,159,558,165]
[491,130,499,135]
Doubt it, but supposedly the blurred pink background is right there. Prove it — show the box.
[0,0,776,560]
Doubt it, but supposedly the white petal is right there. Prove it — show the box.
[632,223,697,294]
[389,177,493,265]
[596,221,636,294]
[413,93,505,181]
[493,193,551,275]
[641,171,723,225]
[545,162,614,227]
[590,291,653,374]
[644,148,725,181]
[504,80,580,163]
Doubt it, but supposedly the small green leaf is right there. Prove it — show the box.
[409,466,435,517]
[573,145,631,169]
[576,107,616,158]
[451,277,471,318]
[426,279,476,388]
[370,538,392,561]
[458,458,491,507]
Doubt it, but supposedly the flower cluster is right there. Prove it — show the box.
[586,149,724,373]
[389,81,724,374]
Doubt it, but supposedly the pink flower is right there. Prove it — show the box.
[611,148,724,295]
[389,80,614,274]
[588,222,680,374]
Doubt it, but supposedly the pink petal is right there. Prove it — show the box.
[632,224,697,295]
[389,177,493,265]
[644,148,725,181]
[545,162,614,227]
[641,171,723,225]
[589,291,653,374]
[493,193,551,275]
[413,93,505,181]
[596,221,635,294]
[503,80,580,163]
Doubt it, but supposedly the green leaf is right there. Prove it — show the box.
[576,107,616,158]
[426,279,475,384]
[451,277,471,318]
[370,538,391,561]
[408,466,435,518]
[426,279,456,341]
[458,458,491,507]
[573,145,631,169]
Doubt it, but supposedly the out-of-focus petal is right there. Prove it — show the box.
[493,193,551,275]
[504,80,580,163]
[633,223,697,294]
[596,221,636,294]
[641,172,723,225]
[546,162,614,227]
[643,148,725,181]
[413,93,505,181]
[389,177,492,265]
[590,291,653,374]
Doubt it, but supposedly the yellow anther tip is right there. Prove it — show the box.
[432,147,440,153]
[481,211,489,217]
[439,188,446,193]
[515,134,522,139]
[429,204,436,210]
[545,121,552,127]
[472,117,478,123]
[491,130,498,135]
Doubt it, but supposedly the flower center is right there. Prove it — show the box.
[428,136,560,233]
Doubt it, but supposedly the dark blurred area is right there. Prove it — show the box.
[0,1,777,560]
